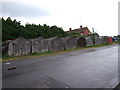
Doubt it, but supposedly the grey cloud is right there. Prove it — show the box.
[2,2,50,18]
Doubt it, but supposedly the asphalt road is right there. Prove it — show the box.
[2,45,119,89]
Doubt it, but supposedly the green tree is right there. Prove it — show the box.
[2,17,69,41]
[90,28,97,45]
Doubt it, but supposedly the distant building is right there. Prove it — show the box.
[66,25,91,36]
[107,37,113,43]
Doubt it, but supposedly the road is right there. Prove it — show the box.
[2,45,119,89]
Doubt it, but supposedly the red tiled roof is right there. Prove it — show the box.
[66,27,90,33]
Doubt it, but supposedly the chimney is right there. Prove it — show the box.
[80,25,83,29]
[69,28,72,31]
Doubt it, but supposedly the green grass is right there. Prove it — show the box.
[31,51,54,55]
[1,42,118,62]
[2,51,55,61]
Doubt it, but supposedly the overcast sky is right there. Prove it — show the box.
[1,0,119,36]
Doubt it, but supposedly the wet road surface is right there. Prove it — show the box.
[2,45,119,88]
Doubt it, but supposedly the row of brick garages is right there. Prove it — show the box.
[2,36,113,57]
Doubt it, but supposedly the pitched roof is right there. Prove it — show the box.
[66,27,90,33]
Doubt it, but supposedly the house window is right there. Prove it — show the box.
[81,33,83,35]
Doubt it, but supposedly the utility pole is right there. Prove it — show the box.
[92,28,95,34]
[91,28,96,45]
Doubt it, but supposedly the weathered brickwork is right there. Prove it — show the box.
[8,38,31,56]
[2,36,111,57]
[32,37,48,53]
[85,37,93,46]
[77,37,87,47]
[47,37,64,51]
[62,36,77,49]
[95,36,107,45]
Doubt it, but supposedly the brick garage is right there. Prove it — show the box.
[95,36,107,45]
[85,37,93,46]
[77,37,87,47]
[47,37,64,52]
[2,40,12,57]
[62,36,77,50]
[107,37,113,43]
[77,37,93,47]
[95,37,101,45]
[8,38,31,56]
[31,37,48,53]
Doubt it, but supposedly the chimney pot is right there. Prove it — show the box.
[69,28,72,31]
[80,25,83,29]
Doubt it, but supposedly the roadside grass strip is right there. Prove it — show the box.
[2,42,118,62]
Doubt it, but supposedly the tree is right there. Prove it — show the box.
[2,17,69,41]
[90,28,97,45]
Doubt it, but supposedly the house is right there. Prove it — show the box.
[66,25,91,36]
[31,37,48,53]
